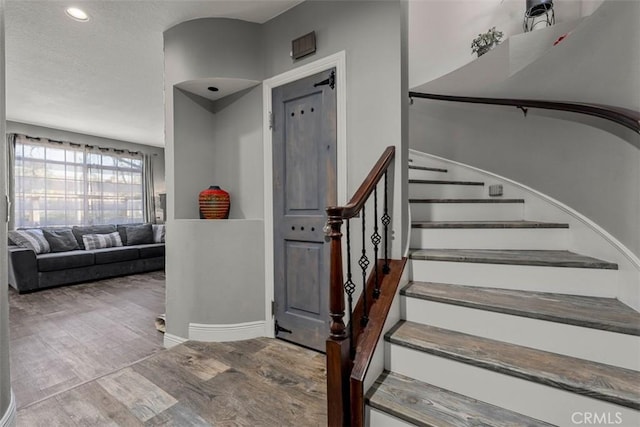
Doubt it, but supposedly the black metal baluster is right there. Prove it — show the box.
[344,219,356,359]
[371,187,381,298]
[359,208,369,327]
[382,171,391,274]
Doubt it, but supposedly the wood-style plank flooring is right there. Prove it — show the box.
[9,271,166,410]
[10,272,327,425]
[17,338,327,426]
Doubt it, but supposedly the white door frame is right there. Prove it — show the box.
[263,51,347,338]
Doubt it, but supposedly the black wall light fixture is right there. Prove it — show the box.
[524,0,555,32]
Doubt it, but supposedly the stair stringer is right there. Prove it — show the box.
[362,264,409,393]
[409,148,640,311]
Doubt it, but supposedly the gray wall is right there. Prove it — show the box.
[6,121,166,222]
[163,3,408,337]
[210,86,264,219]
[171,89,219,220]
[164,18,268,336]
[0,0,13,422]
[262,0,408,258]
[409,0,640,257]
[410,102,640,257]
[165,18,263,221]
[165,220,265,337]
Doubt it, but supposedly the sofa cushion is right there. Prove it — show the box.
[152,224,166,243]
[116,223,144,245]
[38,250,95,272]
[8,229,51,254]
[43,228,80,252]
[123,223,154,245]
[89,246,139,265]
[137,243,165,259]
[73,225,117,249]
[82,232,123,250]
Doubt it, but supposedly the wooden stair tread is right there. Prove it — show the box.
[409,165,447,173]
[412,220,569,229]
[402,282,640,336]
[367,371,554,427]
[409,249,618,270]
[410,198,525,203]
[387,321,640,409]
[409,179,484,186]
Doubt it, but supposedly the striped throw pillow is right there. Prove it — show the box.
[152,224,165,243]
[82,232,123,250]
[8,229,51,254]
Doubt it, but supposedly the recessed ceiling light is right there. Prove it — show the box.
[65,7,90,22]
[207,87,219,92]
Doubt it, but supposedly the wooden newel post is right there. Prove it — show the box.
[326,207,351,426]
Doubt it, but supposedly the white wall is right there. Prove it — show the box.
[409,0,604,88]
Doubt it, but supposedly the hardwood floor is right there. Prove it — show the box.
[10,272,327,425]
[17,339,327,426]
[9,271,166,409]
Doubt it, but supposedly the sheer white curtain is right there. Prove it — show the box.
[84,145,144,225]
[6,133,15,230]
[143,154,156,223]
[12,134,145,227]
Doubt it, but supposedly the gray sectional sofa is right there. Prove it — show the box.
[8,223,165,293]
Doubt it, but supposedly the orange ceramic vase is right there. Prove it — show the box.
[198,186,230,219]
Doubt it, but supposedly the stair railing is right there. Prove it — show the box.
[325,146,395,427]
[409,91,640,138]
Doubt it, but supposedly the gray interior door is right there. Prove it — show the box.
[272,68,337,352]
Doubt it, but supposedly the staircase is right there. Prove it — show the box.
[365,156,640,426]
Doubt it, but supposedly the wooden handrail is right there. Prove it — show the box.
[409,91,640,134]
[327,146,396,220]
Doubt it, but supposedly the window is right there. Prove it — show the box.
[14,136,144,227]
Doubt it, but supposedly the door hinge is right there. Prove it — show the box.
[271,300,276,317]
[275,320,293,336]
[268,111,274,130]
[313,70,335,90]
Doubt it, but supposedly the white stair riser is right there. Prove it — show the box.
[410,260,617,298]
[410,228,568,250]
[388,344,640,427]
[409,183,485,199]
[367,407,414,427]
[410,202,524,222]
[402,297,640,370]
[408,169,448,180]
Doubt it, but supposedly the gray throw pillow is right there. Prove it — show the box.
[43,228,80,252]
[125,223,154,245]
[8,229,51,254]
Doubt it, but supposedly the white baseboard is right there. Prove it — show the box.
[0,390,16,427]
[163,333,187,349]
[188,321,266,342]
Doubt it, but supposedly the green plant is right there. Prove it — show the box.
[471,27,504,56]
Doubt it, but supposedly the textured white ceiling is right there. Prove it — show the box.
[5,0,302,147]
